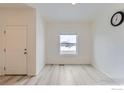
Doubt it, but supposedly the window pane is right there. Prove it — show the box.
[60,35,77,54]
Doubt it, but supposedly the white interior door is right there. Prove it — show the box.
[0,27,2,75]
[5,26,27,75]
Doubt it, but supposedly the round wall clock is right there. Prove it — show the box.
[111,11,124,26]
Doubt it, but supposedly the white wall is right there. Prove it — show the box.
[0,8,36,75]
[92,4,124,79]
[36,8,45,74]
[45,22,92,64]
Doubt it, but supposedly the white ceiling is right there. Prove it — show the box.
[28,3,116,22]
[0,3,120,22]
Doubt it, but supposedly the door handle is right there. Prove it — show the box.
[24,52,28,55]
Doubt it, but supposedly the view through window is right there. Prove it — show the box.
[60,35,77,54]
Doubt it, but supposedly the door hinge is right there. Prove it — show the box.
[4,30,6,34]
[4,48,6,52]
[4,66,6,71]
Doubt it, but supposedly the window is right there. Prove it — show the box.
[60,35,77,55]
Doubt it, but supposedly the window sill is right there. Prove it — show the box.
[60,51,77,55]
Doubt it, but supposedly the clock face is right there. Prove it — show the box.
[111,11,124,26]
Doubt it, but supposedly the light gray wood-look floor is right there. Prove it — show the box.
[0,65,119,85]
